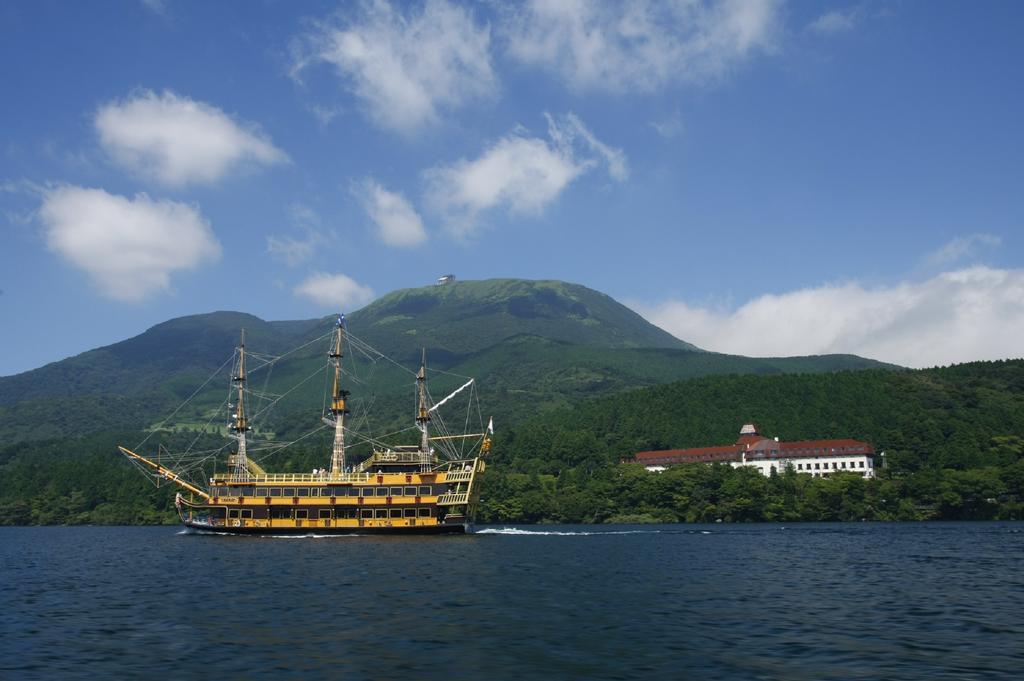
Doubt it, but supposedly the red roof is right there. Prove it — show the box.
[634,429,874,465]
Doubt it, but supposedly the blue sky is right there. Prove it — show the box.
[2,0,1022,375]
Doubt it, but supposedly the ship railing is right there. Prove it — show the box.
[437,492,470,505]
[442,470,474,482]
[210,472,374,484]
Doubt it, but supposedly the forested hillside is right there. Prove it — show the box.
[477,360,1024,523]
[2,360,1021,525]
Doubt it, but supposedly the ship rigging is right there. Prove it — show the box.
[118,316,490,534]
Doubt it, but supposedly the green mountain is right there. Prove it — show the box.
[350,279,697,361]
[0,278,893,444]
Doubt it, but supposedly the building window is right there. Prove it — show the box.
[814,463,820,470]
[859,461,865,468]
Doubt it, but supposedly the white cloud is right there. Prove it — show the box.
[294,272,376,311]
[425,113,626,235]
[923,233,1001,268]
[295,0,496,133]
[637,267,1024,368]
[266,205,325,266]
[356,179,427,247]
[503,0,781,93]
[807,8,859,34]
[95,90,287,187]
[39,186,221,301]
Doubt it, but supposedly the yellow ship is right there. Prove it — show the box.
[118,316,489,535]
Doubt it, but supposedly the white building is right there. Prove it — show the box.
[634,424,876,479]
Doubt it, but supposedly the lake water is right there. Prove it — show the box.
[1,523,1021,680]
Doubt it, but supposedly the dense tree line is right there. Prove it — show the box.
[1,360,1022,524]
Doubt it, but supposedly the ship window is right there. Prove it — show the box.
[419,486,431,495]
[361,488,374,497]
[295,510,308,519]
[404,508,416,517]
[270,507,290,519]
[241,509,253,519]
[389,509,402,518]
[404,487,416,496]
[418,508,431,517]
[374,510,388,519]
[375,488,388,497]
[360,509,373,519]
[270,488,281,496]
[320,488,330,497]
[283,488,295,497]
[318,509,332,519]
[256,488,268,496]
[391,487,404,496]
[228,509,240,519]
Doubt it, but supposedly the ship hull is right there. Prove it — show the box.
[182,519,470,536]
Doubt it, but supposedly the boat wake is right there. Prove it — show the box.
[177,528,359,538]
[475,527,664,536]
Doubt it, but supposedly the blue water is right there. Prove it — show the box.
[1,523,1021,680]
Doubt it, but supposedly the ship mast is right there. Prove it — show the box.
[329,315,350,477]
[416,349,431,472]
[229,329,251,481]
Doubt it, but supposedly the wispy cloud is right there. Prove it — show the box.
[502,0,781,93]
[637,267,1024,368]
[39,186,221,301]
[807,8,860,34]
[293,272,376,311]
[266,205,326,267]
[923,233,1001,269]
[140,0,167,17]
[294,0,496,133]
[650,110,684,138]
[95,90,287,187]
[424,112,626,235]
[355,179,427,247]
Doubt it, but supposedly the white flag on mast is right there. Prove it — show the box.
[487,417,494,434]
